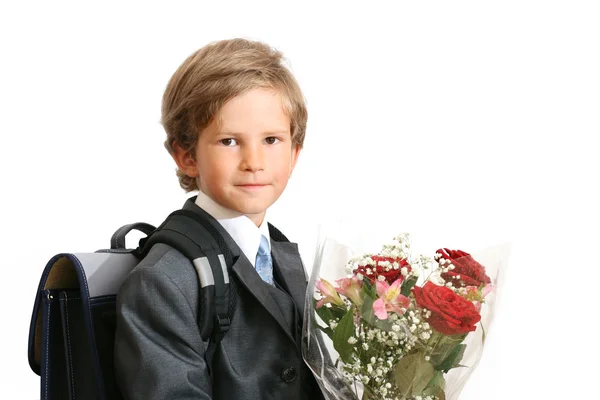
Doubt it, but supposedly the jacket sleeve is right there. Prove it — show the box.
[114,265,212,400]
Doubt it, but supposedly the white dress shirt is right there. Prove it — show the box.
[194,190,270,268]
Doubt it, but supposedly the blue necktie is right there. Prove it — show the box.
[255,235,274,285]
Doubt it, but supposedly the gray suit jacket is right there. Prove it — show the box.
[114,202,325,400]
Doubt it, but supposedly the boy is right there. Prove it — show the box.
[114,38,325,399]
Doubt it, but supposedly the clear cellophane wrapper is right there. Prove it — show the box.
[302,227,509,400]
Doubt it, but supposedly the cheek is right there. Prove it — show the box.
[201,151,233,175]
[270,153,294,181]
[275,168,293,187]
[197,160,226,190]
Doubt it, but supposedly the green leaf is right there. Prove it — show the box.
[361,278,377,298]
[332,305,349,321]
[318,325,334,338]
[401,275,418,296]
[428,333,467,369]
[394,353,435,397]
[360,295,375,325]
[445,333,468,345]
[426,370,446,391]
[437,344,466,373]
[422,370,447,399]
[315,303,334,325]
[332,308,356,363]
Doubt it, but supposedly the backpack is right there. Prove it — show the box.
[27,202,253,400]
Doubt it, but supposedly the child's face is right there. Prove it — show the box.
[185,88,300,226]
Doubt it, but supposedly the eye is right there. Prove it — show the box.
[265,137,280,145]
[220,138,238,146]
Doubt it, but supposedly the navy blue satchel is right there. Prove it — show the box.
[28,200,241,400]
[28,223,155,400]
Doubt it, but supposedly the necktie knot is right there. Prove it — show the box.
[255,235,274,285]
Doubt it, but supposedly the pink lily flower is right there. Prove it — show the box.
[335,276,363,306]
[373,279,410,320]
[315,279,345,309]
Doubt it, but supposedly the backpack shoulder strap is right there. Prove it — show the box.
[135,209,236,350]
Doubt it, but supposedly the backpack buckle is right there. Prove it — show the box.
[215,315,230,333]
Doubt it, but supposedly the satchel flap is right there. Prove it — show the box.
[28,251,139,374]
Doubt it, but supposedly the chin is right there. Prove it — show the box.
[232,202,272,216]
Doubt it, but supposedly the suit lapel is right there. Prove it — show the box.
[231,253,296,343]
[270,241,308,319]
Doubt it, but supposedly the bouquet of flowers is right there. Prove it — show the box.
[302,232,507,400]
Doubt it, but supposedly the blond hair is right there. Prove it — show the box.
[161,38,307,192]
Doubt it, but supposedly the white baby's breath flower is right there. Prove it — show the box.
[347,337,357,344]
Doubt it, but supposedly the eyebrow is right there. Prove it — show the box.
[216,130,290,136]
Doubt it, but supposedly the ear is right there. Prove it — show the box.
[289,145,301,176]
[171,142,199,177]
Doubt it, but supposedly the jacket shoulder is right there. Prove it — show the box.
[126,243,200,305]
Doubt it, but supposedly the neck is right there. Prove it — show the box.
[247,212,266,227]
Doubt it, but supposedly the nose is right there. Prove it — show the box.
[239,144,265,172]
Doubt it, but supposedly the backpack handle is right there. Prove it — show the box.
[111,222,156,250]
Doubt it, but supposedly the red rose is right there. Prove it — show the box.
[436,248,491,288]
[354,255,411,285]
[413,281,481,335]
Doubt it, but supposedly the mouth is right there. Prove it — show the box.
[236,184,269,189]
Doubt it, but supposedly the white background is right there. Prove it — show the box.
[1,1,599,399]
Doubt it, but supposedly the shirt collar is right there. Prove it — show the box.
[194,190,270,267]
